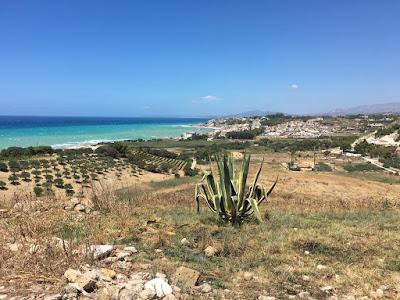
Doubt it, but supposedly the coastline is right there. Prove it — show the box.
[0,116,211,150]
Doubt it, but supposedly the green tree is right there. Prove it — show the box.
[54,178,64,188]
[8,174,19,185]
[20,171,31,181]
[8,160,21,174]
[0,162,9,172]
[32,169,41,179]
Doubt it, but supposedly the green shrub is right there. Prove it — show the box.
[343,163,382,172]
[226,128,264,140]
[8,174,19,185]
[20,171,31,181]
[0,180,6,190]
[0,162,8,172]
[33,186,43,197]
[314,162,333,172]
[184,162,198,176]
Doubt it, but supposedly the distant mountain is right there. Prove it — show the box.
[330,102,400,115]
[225,110,277,118]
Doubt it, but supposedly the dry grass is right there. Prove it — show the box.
[0,157,400,298]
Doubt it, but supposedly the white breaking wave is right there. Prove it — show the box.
[51,139,113,149]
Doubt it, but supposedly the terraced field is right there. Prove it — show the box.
[128,150,187,172]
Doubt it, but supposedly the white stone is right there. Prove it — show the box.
[123,246,138,253]
[302,275,310,281]
[204,245,218,257]
[298,291,310,299]
[199,283,213,293]
[116,251,131,260]
[74,204,86,212]
[243,272,254,280]
[321,286,334,292]
[6,243,21,252]
[258,296,276,300]
[156,272,166,278]
[317,264,327,270]
[144,278,173,298]
[89,245,114,259]
[180,238,190,245]
[64,268,82,282]
[304,251,310,255]
[43,294,62,300]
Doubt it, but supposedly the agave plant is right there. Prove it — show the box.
[195,153,277,227]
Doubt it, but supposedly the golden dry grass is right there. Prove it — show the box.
[0,155,399,299]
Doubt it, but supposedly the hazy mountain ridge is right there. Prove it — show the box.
[330,102,400,115]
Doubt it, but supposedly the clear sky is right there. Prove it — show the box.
[0,0,399,117]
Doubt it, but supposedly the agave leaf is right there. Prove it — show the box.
[237,154,250,209]
[248,198,263,222]
[266,176,279,197]
[249,157,264,198]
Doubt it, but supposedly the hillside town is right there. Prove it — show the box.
[199,113,400,143]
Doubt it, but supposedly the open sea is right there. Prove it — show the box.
[0,116,210,149]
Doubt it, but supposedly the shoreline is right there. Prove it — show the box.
[0,119,213,150]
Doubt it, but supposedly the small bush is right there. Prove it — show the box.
[343,163,382,172]
[0,180,6,190]
[33,186,43,197]
[314,162,333,172]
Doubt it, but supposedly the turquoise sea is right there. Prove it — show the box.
[0,116,210,149]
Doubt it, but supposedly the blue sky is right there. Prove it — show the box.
[0,0,399,117]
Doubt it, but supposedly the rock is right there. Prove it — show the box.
[258,296,277,300]
[155,249,163,253]
[204,246,217,257]
[64,269,97,293]
[64,269,82,282]
[0,295,7,300]
[243,271,254,281]
[144,278,173,298]
[70,197,81,206]
[74,204,86,212]
[116,251,131,260]
[302,275,310,281]
[321,286,334,293]
[198,283,213,293]
[64,198,80,210]
[163,295,177,300]
[138,289,156,300]
[317,264,327,270]
[304,251,310,255]
[123,246,138,253]
[43,294,62,300]
[99,268,116,281]
[180,238,190,245]
[375,289,384,297]
[156,272,167,279]
[6,243,22,252]
[104,257,118,263]
[172,266,200,288]
[88,245,114,259]
[298,291,310,299]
